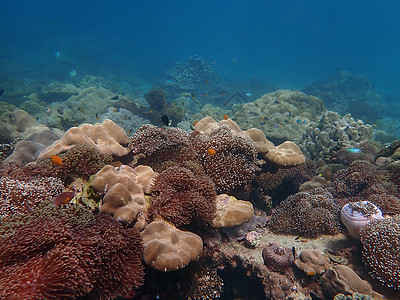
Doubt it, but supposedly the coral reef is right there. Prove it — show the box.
[294,249,330,275]
[268,188,342,237]
[0,213,144,299]
[140,220,203,272]
[300,111,373,160]
[360,215,400,290]
[149,166,216,227]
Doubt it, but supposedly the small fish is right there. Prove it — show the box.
[223,115,229,120]
[191,130,201,136]
[50,155,63,166]
[273,125,281,128]
[54,51,61,58]
[219,92,226,96]
[96,113,101,120]
[190,92,195,99]
[69,69,77,78]
[288,111,292,117]
[165,79,173,86]
[110,95,119,100]
[347,148,361,153]
[230,57,239,64]
[306,271,316,276]
[53,191,76,206]
[0,89,4,96]
[273,100,280,104]
[23,201,34,213]
[57,109,63,115]
[8,113,15,123]
[112,108,120,113]
[207,148,217,155]
[192,120,199,126]
[161,114,172,126]
[46,107,51,115]
[245,92,253,97]
[249,112,259,116]
[296,119,303,124]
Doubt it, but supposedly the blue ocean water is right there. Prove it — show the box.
[1,0,400,94]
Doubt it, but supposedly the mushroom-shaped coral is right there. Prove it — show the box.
[294,249,330,275]
[93,164,155,229]
[149,166,216,227]
[321,265,378,299]
[360,215,400,290]
[340,201,384,239]
[211,194,254,228]
[262,242,294,275]
[140,220,203,272]
[194,116,274,154]
[265,141,306,167]
[37,119,130,161]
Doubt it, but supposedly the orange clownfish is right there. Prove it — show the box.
[192,120,199,126]
[50,155,63,166]
[223,114,228,120]
[207,148,217,155]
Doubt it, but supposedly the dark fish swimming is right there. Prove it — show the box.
[161,114,172,126]
[110,95,119,100]
[0,89,4,96]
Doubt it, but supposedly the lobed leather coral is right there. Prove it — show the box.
[0,213,144,299]
[268,188,342,238]
[93,164,155,230]
[140,220,203,272]
[37,119,130,161]
[359,215,400,290]
[149,166,216,227]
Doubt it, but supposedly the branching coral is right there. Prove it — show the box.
[268,188,342,238]
[0,213,144,299]
[149,166,216,227]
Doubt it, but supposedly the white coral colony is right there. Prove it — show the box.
[340,201,384,239]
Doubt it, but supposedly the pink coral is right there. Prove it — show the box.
[262,242,294,276]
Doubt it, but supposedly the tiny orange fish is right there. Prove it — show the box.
[306,271,316,276]
[50,155,63,166]
[193,120,199,126]
[207,148,217,155]
[223,114,228,120]
[53,191,76,206]
[96,113,101,120]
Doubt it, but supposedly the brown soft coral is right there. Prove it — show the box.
[193,126,259,193]
[0,213,144,299]
[149,166,216,227]
[268,188,342,238]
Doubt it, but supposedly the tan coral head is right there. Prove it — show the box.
[140,220,203,272]
[265,141,305,167]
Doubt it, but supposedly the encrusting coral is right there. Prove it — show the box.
[294,249,330,275]
[0,213,144,299]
